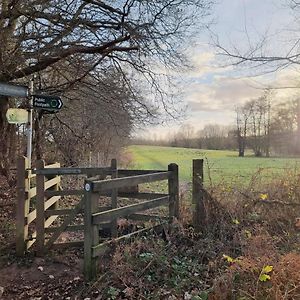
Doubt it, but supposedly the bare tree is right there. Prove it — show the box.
[0,0,213,178]
[235,103,252,157]
[235,90,272,157]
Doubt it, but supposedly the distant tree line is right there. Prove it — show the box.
[133,123,236,151]
[133,90,300,157]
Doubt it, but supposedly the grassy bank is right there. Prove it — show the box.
[126,145,300,185]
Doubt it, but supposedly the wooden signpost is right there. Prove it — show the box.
[0,81,64,168]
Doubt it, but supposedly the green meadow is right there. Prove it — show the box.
[127,145,300,186]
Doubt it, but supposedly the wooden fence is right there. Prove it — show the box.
[15,156,211,282]
[83,163,179,280]
[16,158,179,263]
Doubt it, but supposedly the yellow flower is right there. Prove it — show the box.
[259,265,273,282]
[244,230,252,238]
[232,219,240,225]
[259,274,271,282]
[262,265,273,273]
[260,193,268,200]
[223,254,235,263]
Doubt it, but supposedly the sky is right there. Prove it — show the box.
[138,0,300,139]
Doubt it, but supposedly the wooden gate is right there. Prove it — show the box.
[16,157,61,256]
[16,158,179,261]
[33,161,115,255]
[83,163,179,280]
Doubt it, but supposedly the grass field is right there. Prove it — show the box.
[126,145,300,185]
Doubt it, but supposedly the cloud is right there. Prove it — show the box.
[185,66,300,113]
[186,77,260,112]
[183,50,233,79]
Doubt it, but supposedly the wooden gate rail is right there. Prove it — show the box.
[83,163,179,280]
[33,168,166,176]
[33,167,113,176]
[91,172,171,191]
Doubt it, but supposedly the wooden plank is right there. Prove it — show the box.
[84,184,99,281]
[45,215,58,228]
[26,170,36,179]
[26,239,35,249]
[46,170,61,211]
[92,223,167,258]
[26,231,37,250]
[27,209,37,225]
[28,186,37,198]
[93,196,169,224]
[192,159,205,232]
[34,167,112,176]
[168,163,179,223]
[118,169,166,176]
[45,162,61,169]
[44,205,110,217]
[46,190,166,199]
[36,160,46,255]
[45,189,84,197]
[92,172,171,192]
[45,196,61,210]
[45,198,84,249]
[45,176,60,190]
[16,156,28,256]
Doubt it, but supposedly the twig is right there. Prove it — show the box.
[138,259,155,277]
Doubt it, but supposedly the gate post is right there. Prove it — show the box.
[84,180,99,281]
[168,163,179,222]
[36,160,46,255]
[16,156,29,256]
[111,159,118,238]
[192,159,206,232]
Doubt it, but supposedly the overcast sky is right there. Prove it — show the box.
[139,0,300,139]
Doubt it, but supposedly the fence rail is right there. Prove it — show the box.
[91,171,171,191]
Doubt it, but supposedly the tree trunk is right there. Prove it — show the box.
[0,96,17,185]
[237,130,244,157]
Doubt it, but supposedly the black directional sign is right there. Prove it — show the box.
[33,95,63,111]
